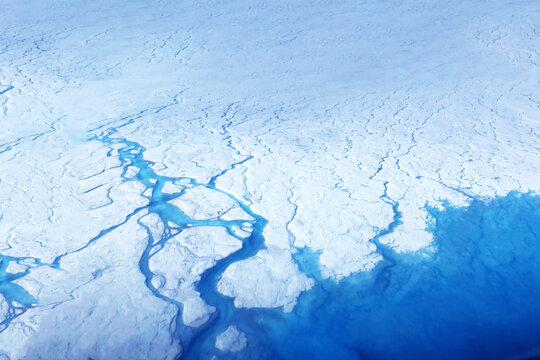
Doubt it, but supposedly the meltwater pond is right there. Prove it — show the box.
[209,192,540,360]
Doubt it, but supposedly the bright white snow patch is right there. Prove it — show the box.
[149,226,242,326]
[215,326,248,352]
[218,248,314,311]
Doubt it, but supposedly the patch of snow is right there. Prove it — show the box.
[215,326,247,352]
[218,248,314,311]
[170,186,251,221]
[149,226,242,325]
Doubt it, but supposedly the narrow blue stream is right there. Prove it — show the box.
[80,124,269,358]
[1,111,268,354]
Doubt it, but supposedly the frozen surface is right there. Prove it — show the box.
[215,326,247,353]
[218,248,314,312]
[0,0,539,359]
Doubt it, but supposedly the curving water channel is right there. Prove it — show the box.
[87,123,269,359]
[0,254,42,332]
[0,113,268,358]
[1,116,539,359]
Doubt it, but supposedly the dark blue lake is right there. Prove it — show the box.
[218,192,540,359]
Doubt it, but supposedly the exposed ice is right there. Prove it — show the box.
[215,326,247,352]
[148,225,243,326]
[170,186,252,221]
[218,248,314,312]
[0,295,7,321]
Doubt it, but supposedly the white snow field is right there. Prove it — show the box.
[0,0,539,359]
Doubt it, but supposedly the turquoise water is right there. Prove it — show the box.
[0,252,45,332]
[79,128,269,358]
[191,192,540,359]
[0,255,39,332]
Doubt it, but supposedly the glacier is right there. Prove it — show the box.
[1,0,539,359]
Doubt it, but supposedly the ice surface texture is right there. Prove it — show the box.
[0,0,539,359]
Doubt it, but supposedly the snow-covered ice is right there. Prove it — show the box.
[215,326,247,353]
[218,248,314,312]
[0,0,539,359]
